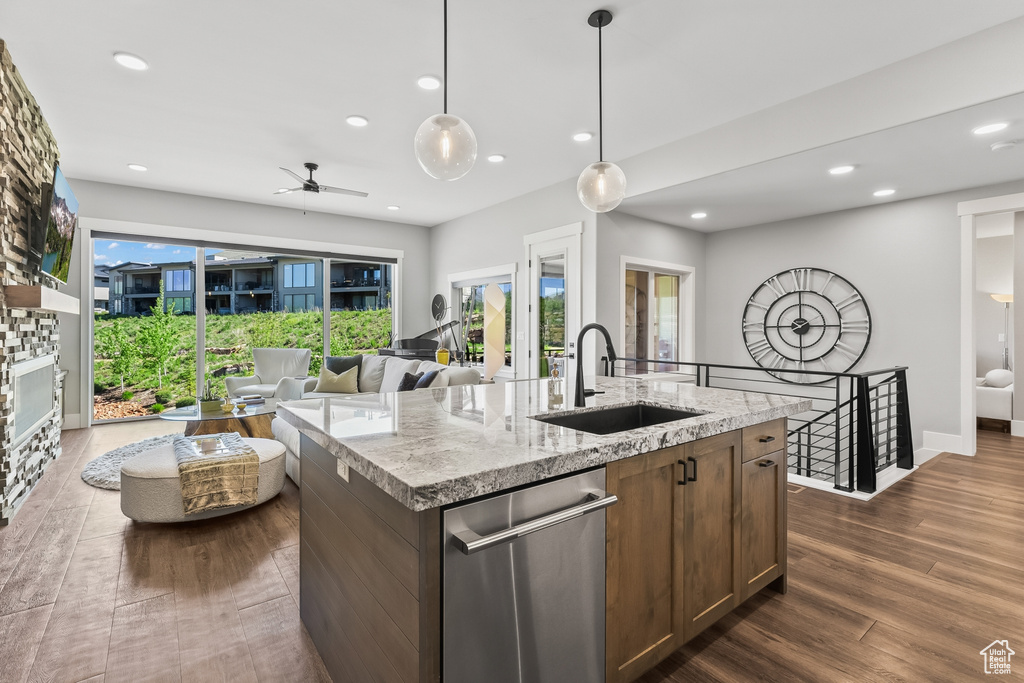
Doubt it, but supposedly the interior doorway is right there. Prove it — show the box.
[619,257,695,376]
[959,192,1024,455]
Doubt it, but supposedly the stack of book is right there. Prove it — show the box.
[237,394,266,406]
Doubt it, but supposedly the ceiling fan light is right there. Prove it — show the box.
[414,113,478,181]
[577,161,626,213]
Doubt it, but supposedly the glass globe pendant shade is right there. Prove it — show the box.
[577,161,626,213]
[414,113,478,180]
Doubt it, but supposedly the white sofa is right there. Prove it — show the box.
[225,348,312,400]
[271,354,482,483]
[977,368,1013,421]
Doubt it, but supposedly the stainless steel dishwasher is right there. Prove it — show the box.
[443,469,616,683]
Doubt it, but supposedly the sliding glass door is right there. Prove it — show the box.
[92,240,396,421]
[93,239,197,419]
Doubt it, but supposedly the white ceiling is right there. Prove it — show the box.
[619,91,1024,231]
[2,1,1024,228]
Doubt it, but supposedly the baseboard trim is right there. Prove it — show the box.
[61,413,83,430]
[1011,419,1024,437]
[913,447,943,466]
[922,431,966,456]
[787,465,917,502]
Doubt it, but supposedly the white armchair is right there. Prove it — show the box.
[977,368,1013,421]
[225,348,312,400]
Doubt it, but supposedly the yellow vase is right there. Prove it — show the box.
[435,348,450,365]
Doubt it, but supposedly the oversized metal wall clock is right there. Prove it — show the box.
[742,268,871,382]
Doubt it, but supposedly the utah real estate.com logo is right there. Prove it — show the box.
[980,640,1014,675]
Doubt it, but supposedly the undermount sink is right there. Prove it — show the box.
[531,403,704,435]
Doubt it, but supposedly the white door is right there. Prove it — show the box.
[527,231,581,381]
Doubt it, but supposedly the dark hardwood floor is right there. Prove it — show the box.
[0,420,329,683]
[639,429,1024,683]
[0,424,1020,682]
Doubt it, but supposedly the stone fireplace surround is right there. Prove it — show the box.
[0,40,65,524]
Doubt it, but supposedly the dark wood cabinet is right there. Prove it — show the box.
[606,421,786,683]
[681,430,741,641]
[740,450,786,600]
[605,445,686,683]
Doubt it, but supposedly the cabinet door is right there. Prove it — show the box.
[741,451,786,600]
[681,430,741,641]
[605,446,685,683]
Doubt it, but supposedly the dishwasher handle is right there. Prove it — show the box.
[451,490,618,555]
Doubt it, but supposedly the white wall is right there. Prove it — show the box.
[595,212,707,364]
[429,178,598,376]
[705,179,1024,448]
[975,235,1013,375]
[62,179,431,424]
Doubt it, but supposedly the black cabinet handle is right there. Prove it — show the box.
[677,459,687,485]
[758,436,776,444]
[687,456,697,482]
[758,460,776,468]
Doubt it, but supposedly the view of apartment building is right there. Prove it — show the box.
[104,250,391,315]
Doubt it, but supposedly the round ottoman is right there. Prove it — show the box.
[120,437,286,523]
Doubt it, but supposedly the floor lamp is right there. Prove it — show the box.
[991,293,1013,370]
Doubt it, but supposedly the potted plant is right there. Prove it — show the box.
[199,379,221,414]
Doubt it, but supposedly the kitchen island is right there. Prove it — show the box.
[277,376,811,683]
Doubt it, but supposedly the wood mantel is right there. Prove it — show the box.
[3,285,80,314]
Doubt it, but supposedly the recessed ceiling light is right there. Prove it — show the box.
[829,165,855,175]
[873,189,895,197]
[973,122,1008,136]
[127,163,147,172]
[386,205,400,211]
[991,140,1018,152]
[573,132,593,142]
[487,154,505,163]
[691,212,707,219]
[346,115,369,127]
[113,52,148,71]
[417,75,441,90]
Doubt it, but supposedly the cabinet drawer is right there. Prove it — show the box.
[742,419,786,462]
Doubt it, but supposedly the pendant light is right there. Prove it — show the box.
[577,9,626,213]
[414,0,478,181]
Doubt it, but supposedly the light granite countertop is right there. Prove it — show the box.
[276,376,812,511]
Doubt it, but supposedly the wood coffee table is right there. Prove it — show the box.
[159,402,277,439]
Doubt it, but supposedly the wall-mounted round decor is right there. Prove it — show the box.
[741,268,871,383]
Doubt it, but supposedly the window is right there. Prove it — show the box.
[165,269,192,292]
[113,276,122,295]
[166,296,192,314]
[284,262,316,288]
[284,294,315,312]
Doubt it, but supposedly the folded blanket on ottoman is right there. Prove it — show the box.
[172,433,260,515]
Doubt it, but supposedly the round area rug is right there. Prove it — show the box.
[81,433,180,490]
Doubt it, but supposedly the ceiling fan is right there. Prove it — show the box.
[274,162,368,197]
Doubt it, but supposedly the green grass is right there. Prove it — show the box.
[94,309,391,404]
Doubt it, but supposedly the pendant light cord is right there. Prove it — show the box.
[443,0,448,114]
[598,17,604,162]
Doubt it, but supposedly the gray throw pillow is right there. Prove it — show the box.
[398,372,424,392]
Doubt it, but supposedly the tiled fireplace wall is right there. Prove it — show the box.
[0,40,63,524]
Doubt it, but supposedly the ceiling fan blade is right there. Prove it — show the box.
[273,187,302,195]
[279,167,306,184]
[320,185,369,198]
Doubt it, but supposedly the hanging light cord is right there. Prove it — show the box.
[598,15,604,162]
[443,0,448,114]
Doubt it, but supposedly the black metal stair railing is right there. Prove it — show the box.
[602,358,913,494]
